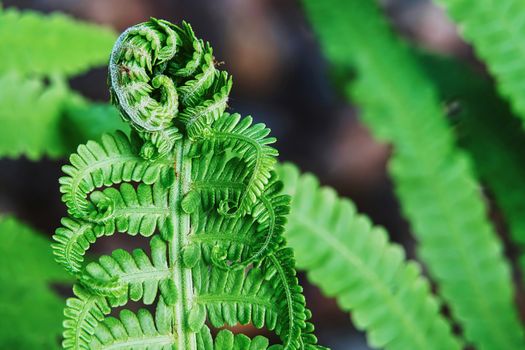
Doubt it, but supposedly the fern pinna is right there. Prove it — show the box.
[52,19,324,350]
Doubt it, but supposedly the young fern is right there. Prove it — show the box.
[53,19,324,350]
[277,163,462,350]
[303,0,525,349]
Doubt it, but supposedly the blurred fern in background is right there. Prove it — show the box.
[0,6,125,159]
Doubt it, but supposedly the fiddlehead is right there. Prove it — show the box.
[54,18,325,350]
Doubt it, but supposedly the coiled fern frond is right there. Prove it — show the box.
[53,19,325,350]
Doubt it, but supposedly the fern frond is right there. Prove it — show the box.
[179,71,233,139]
[263,249,309,350]
[79,236,175,306]
[0,6,115,76]
[277,163,462,350]
[434,0,525,124]
[59,131,172,220]
[303,0,524,349]
[56,18,323,350]
[190,113,278,215]
[0,217,71,349]
[63,285,111,350]
[193,260,279,330]
[204,329,270,350]
[417,52,525,267]
[53,182,170,274]
[90,305,174,350]
[53,218,97,274]
[93,311,271,350]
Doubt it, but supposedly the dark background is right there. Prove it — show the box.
[0,0,470,348]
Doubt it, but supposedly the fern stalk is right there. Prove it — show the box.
[302,0,525,349]
[171,139,197,349]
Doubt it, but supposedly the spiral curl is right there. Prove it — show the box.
[109,19,232,150]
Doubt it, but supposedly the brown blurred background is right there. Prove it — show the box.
[0,0,469,348]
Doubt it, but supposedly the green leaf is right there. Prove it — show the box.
[0,6,116,77]
[0,72,70,159]
[417,51,525,273]
[434,0,525,125]
[278,163,462,350]
[0,216,71,349]
[0,73,128,160]
[62,101,130,150]
[53,182,171,274]
[302,0,525,349]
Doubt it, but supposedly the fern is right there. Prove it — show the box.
[0,6,116,77]
[434,0,525,124]
[417,52,525,266]
[277,163,462,350]
[303,0,525,349]
[54,18,325,350]
[0,216,71,349]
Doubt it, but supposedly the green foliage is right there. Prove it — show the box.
[0,6,116,77]
[62,101,130,151]
[0,71,128,159]
[303,0,524,349]
[0,72,70,159]
[278,163,462,350]
[417,52,525,263]
[54,19,324,350]
[0,216,70,349]
[0,6,119,159]
[434,0,525,124]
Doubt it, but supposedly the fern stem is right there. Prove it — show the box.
[269,254,295,349]
[96,335,173,350]
[170,139,197,349]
